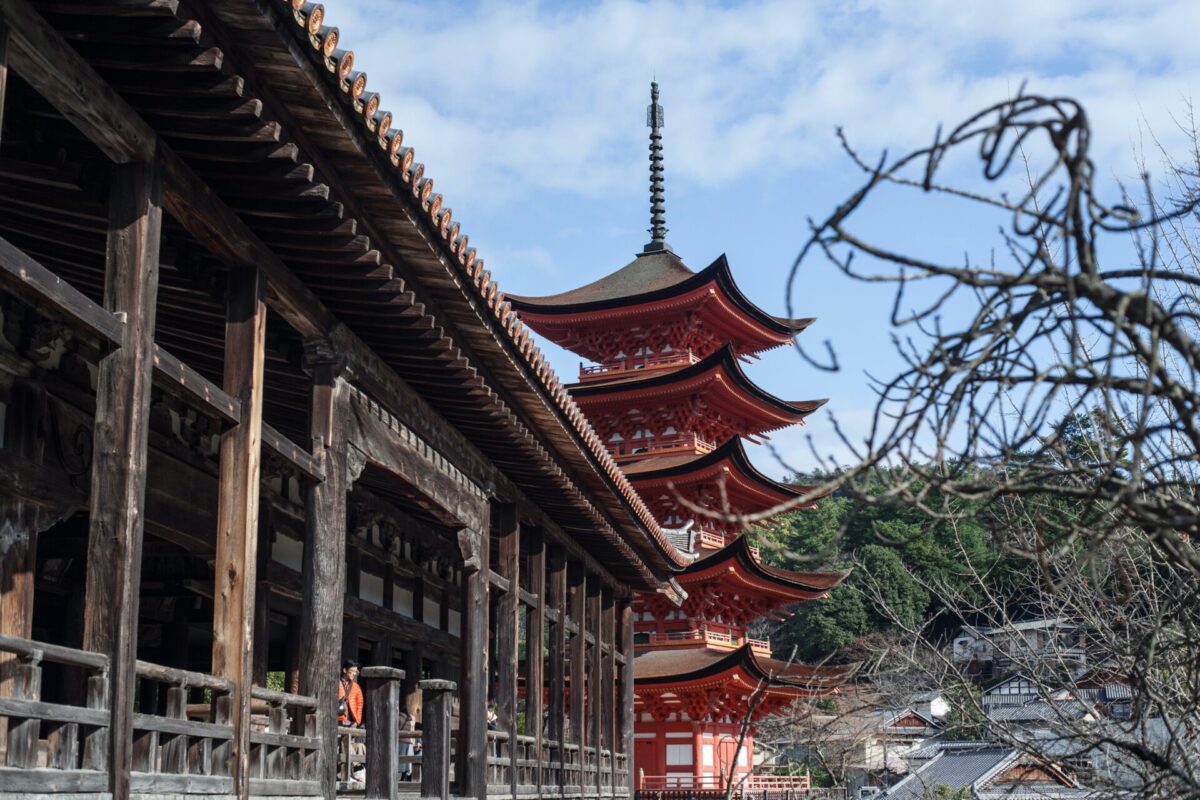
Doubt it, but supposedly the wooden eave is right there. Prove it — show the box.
[569,344,826,435]
[633,645,849,694]
[511,253,814,352]
[4,0,693,587]
[680,536,849,595]
[624,436,818,515]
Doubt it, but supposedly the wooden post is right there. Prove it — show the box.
[251,508,273,686]
[588,585,602,798]
[457,521,489,800]
[602,591,615,798]
[361,665,404,800]
[82,158,162,800]
[420,678,456,800]
[212,263,267,800]
[299,341,351,800]
[617,600,635,799]
[546,547,566,795]
[527,531,546,796]
[494,503,519,799]
[403,645,423,721]
[568,564,585,795]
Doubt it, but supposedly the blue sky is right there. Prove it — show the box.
[327,0,1200,477]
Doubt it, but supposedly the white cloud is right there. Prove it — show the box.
[327,0,1200,209]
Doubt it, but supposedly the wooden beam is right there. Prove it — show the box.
[211,264,267,800]
[152,344,240,426]
[0,0,333,338]
[494,503,519,800]
[458,521,490,800]
[261,421,324,482]
[0,234,124,346]
[82,158,162,800]
[298,352,350,800]
[0,0,155,163]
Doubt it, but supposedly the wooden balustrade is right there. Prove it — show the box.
[0,634,110,792]
[246,686,321,796]
[129,660,235,794]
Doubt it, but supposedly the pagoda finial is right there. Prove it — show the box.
[642,81,672,255]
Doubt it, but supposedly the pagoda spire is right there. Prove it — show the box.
[643,81,672,254]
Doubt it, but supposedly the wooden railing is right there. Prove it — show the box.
[612,434,716,462]
[579,351,698,381]
[0,634,111,792]
[247,686,321,795]
[638,772,812,795]
[131,660,234,793]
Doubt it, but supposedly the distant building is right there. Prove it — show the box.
[911,690,950,720]
[875,742,1091,799]
[953,619,1088,677]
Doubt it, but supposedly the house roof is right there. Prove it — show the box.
[881,744,1088,799]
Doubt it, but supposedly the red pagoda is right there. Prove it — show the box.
[510,82,850,793]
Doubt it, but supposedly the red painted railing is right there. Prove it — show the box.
[612,434,716,461]
[638,773,811,791]
[579,351,699,380]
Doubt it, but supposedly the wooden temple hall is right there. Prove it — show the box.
[0,1,694,799]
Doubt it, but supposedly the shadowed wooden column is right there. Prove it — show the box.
[588,583,602,797]
[457,517,490,800]
[617,599,635,798]
[546,545,567,795]
[211,264,267,800]
[568,563,586,795]
[82,158,162,800]
[298,341,351,800]
[494,503,520,799]
[527,530,546,796]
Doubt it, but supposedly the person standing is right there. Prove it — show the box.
[338,660,365,781]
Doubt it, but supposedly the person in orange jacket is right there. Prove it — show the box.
[338,659,364,727]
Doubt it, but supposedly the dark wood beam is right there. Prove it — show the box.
[0,20,8,146]
[588,584,602,797]
[82,158,162,800]
[0,234,123,347]
[211,264,267,800]
[0,0,332,338]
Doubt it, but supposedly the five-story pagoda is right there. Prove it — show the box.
[510,83,849,792]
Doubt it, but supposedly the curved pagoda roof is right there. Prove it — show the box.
[677,535,848,603]
[568,344,826,439]
[623,436,820,524]
[508,252,814,362]
[634,644,852,694]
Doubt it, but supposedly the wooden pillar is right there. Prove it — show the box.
[420,678,457,800]
[211,264,267,800]
[457,521,490,800]
[82,158,162,800]
[588,585,602,797]
[568,564,585,794]
[494,503,519,798]
[527,531,546,796]
[617,599,635,798]
[251,508,273,687]
[546,546,566,794]
[602,591,615,798]
[298,342,350,800]
[402,645,423,721]
[0,385,45,674]
[343,541,361,661]
[361,665,404,800]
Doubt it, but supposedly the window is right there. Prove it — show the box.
[665,745,693,766]
[702,744,714,766]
